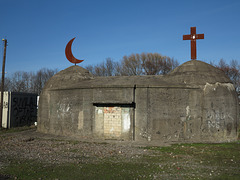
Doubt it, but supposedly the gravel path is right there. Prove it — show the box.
[0,128,151,165]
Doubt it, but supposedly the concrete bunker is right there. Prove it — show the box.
[37,60,239,143]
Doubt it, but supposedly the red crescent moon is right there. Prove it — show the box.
[65,37,84,64]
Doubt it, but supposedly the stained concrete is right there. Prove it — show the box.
[37,60,239,143]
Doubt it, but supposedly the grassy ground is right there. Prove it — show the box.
[0,127,240,180]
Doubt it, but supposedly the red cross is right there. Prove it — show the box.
[183,27,204,60]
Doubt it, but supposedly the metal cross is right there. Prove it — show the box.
[183,27,204,60]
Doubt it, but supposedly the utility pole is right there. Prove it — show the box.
[0,39,7,128]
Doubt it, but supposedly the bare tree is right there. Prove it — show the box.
[0,77,11,91]
[94,63,107,76]
[86,53,179,76]
[120,54,143,76]
[141,53,179,75]
[6,68,58,95]
[105,58,115,76]
[141,53,162,75]
[214,59,240,92]
[85,65,94,75]
[10,71,28,92]
[33,68,58,95]
[85,58,117,76]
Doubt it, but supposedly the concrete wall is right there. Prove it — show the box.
[134,83,238,143]
[38,83,238,143]
[201,83,238,141]
[135,87,192,142]
[38,89,93,137]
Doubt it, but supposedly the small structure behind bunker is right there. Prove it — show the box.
[1,92,38,128]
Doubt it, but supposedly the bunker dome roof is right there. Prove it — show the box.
[167,60,231,85]
[44,60,232,91]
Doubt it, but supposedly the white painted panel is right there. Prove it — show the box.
[122,110,130,132]
[2,92,9,128]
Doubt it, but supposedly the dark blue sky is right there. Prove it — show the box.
[0,0,240,75]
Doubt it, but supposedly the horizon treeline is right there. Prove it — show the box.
[1,68,58,95]
[1,53,239,95]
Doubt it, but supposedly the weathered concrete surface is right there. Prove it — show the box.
[37,60,239,144]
